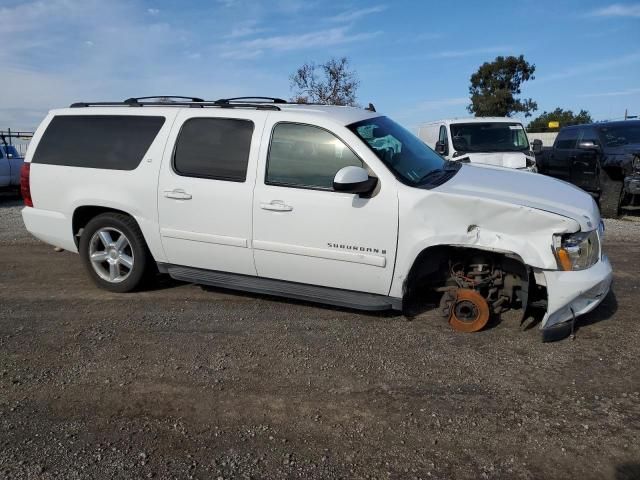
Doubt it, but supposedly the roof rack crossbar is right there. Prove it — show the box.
[215,96,288,104]
[69,101,281,111]
[124,95,205,104]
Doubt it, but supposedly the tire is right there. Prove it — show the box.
[79,212,151,293]
[598,171,623,219]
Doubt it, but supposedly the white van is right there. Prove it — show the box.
[21,96,611,341]
[418,117,537,171]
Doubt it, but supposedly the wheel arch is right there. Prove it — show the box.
[72,205,141,248]
[402,244,534,312]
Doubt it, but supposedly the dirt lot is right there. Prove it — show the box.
[1,195,639,480]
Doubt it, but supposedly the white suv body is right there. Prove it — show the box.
[418,117,537,171]
[21,98,612,341]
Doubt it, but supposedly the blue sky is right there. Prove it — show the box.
[0,0,639,130]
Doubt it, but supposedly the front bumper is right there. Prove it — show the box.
[539,255,613,336]
[624,173,640,195]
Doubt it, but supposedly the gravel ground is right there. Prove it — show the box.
[1,197,639,480]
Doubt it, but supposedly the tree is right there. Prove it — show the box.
[526,108,593,132]
[290,57,359,106]
[468,55,537,117]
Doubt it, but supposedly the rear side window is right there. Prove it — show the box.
[555,129,579,150]
[32,115,165,170]
[173,118,254,182]
[266,123,362,189]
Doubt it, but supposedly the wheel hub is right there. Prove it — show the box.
[445,289,490,333]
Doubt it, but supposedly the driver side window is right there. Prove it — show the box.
[266,123,363,190]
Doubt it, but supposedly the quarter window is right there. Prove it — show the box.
[555,129,579,150]
[266,123,363,189]
[32,115,165,170]
[174,118,254,181]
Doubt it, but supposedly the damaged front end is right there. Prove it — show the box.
[397,163,613,341]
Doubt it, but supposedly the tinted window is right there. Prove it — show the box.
[33,115,165,170]
[598,123,640,147]
[266,123,362,189]
[578,128,600,145]
[449,122,529,152]
[555,129,579,150]
[174,118,254,181]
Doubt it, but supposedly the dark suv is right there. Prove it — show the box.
[535,120,640,217]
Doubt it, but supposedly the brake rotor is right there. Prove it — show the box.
[447,289,490,333]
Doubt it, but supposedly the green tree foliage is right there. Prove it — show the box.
[526,108,593,132]
[290,57,359,106]
[468,55,537,117]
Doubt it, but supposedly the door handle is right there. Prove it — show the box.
[164,189,192,200]
[260,200,293,212]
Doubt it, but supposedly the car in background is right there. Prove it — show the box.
[0,144,24,192]
[534,120,640,217]
[417,117,537,171]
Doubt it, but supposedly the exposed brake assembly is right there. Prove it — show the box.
[438,257,515,333]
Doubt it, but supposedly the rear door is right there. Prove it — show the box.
[572,127,600,192]
[251,118,398,295]
[546,128,579,181]
[157,109,267,275]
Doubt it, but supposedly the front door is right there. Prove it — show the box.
[546,128,579,181]
[252,121,398,295]
[158,110,267,275]
[572,127,600,192]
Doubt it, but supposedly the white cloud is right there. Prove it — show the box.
[328,5,387,23]
[147,8,160,15]
[539,52,640,82]
[429,46,512,59]
[225,20,266,38]
[590,3,640,17]
[579,87,640,97]
[219,27,381,58]
[418,97,469,110]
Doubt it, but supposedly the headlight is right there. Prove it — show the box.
[553,230,600,271]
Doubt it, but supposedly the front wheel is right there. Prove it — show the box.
[599,171,623,218]
[79,213,151,293]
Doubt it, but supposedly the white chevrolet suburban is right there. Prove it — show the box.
[417,117,537,171]
[21,96,612,341]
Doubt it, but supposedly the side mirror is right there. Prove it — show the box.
[333,166,378,195]
[578,140,600,151]
[531,139,543,154]
[435,141,448,155]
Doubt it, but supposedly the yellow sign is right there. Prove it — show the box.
[548,121,560,129]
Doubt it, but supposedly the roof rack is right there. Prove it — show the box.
[70,96,282,111]
[124,95,205,104]
[0,129,34,147]
[214,96,287,104]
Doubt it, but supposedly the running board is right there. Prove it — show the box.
[162,264,402,311]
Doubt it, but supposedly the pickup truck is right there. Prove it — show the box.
[533,120,640,217]
[0,144,23,192]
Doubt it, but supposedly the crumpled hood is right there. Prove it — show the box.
[461,151,529,169]
[436,164,600,231]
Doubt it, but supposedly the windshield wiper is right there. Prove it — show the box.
[416,162,460,185]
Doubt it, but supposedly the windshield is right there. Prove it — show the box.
[598,124,640,147]
[450,122,529,153]
[348,116,456,187]
[0,145,21,159]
